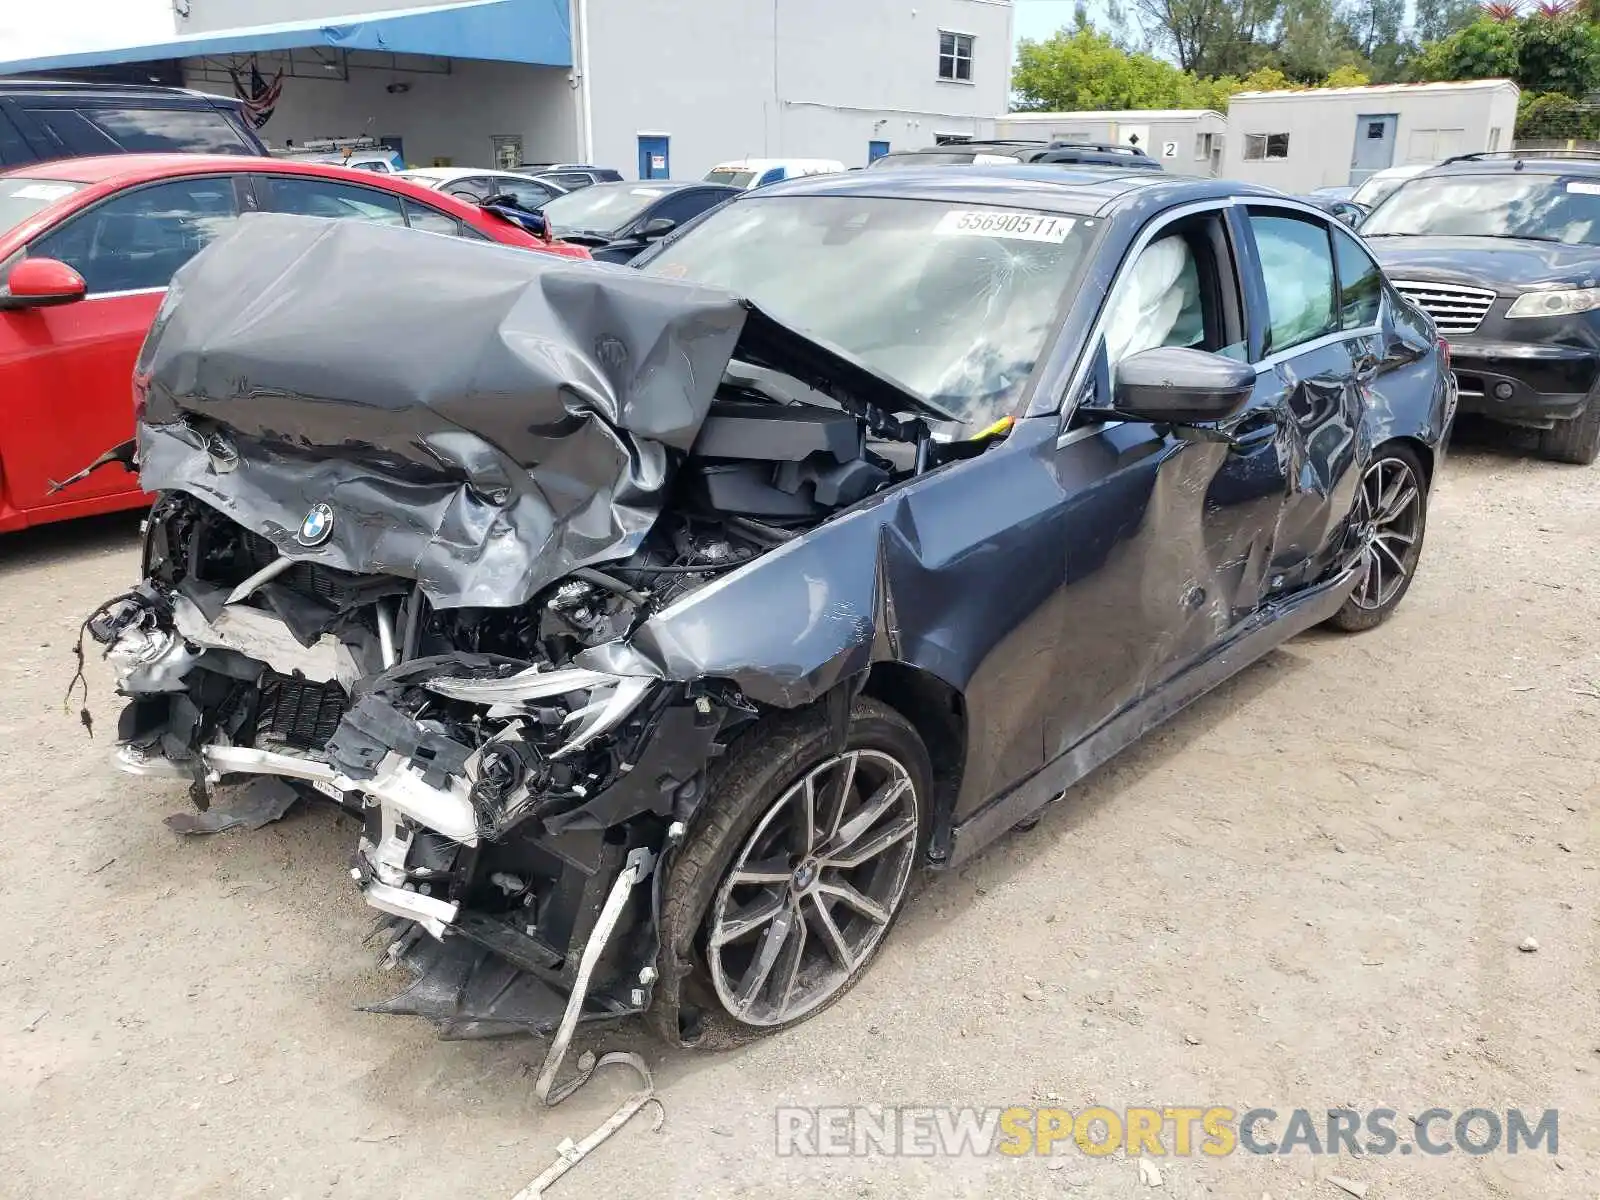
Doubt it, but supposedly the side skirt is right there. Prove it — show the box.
[941,563,1360,869]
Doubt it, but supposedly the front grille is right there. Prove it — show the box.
[256,672,348,753]
[284,561,365,606]
[1392,279,1497,336]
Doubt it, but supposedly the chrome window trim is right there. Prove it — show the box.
[83,285,169,301]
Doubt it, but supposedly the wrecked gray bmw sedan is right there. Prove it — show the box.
[84,167,1454,1047]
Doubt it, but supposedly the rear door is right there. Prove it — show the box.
[0,174,245,517]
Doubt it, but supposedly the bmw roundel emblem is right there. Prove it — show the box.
[297,503,335,547]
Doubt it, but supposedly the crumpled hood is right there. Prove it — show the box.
[134,212,749,609]
[1366,234,1600,292]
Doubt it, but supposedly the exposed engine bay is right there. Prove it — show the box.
[85,213,960,1038]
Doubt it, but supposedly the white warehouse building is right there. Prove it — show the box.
[1223,79,1521,193]
[993,109,1227,175]
[0,0,1014,177]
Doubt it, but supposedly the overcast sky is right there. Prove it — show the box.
[0,0,173,59]
[1013,0,1082,44]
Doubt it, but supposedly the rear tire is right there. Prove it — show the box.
[1327,443,1429,633]
[648,698,931,1048]
[1537,402,1600,465]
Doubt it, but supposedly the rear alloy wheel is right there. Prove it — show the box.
[1328,445,1428,632]
[650,699,931,1046]
[1537,401,1600,466]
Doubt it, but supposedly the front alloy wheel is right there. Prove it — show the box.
[1329,444,1428,632]
[707,748,919,1026]
[650,699,931,1046]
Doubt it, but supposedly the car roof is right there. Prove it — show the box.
[752,163,1276,217]
[0,78,239,105]
[567,179,724,194]
[1421,150,1600,178]
[0,152,546,258]
[400,166,530,181]
[711,158,844,169]
[0,153,422,187]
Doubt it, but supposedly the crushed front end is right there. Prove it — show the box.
[84,213,934,1037]
[90,490,758,1037]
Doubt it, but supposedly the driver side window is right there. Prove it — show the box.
[1102,211,1245,378]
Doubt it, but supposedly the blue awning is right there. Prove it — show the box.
[0,0,571,74]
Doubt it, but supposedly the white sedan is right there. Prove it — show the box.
[396,167,566,211]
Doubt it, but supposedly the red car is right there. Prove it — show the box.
[0,154,590,532]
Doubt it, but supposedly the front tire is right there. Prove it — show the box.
[649,698,931,1047]
[1327,443,1429,632]
[1537,402,1600,465]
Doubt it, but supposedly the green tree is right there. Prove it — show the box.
[1012,28,1205,110]
[1517,14,1598,94]
[1409,17,1521,79]
[1341,0,1409,79]
[1278,0,1364,80]
[1322,63,1374,85]
[1412,0,1483,43]
[1133,0,1284,76]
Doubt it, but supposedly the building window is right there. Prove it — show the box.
[1366,121,1386,139]
[491,134,522,171]
[1243,133,1290,161]
[934,132,973,145]
[1488,126,1502,150]
[1194,132,1214,160]
[938,31,974,81]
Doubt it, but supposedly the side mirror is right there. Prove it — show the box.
[1,257,87,311]
[1112,346,1256,425]
[638,216,676,239]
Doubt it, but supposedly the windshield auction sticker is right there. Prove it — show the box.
[934,210,1076,243]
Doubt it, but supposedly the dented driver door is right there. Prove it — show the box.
[1039,203,1301,764]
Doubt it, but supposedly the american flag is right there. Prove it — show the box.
[229,61,284,130]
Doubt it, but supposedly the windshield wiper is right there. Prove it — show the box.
[1479,233,1567,244]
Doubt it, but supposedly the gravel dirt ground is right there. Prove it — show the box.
[0,427,1594,1200]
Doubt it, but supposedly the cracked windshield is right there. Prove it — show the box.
[640,195,1095,429]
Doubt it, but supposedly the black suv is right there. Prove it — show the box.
[1363,150,1600,464]
[0,80,267,167]
[869,139,1162,171]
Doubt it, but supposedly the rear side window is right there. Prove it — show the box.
[487,179,559,210]
[1249,211,1338,355]
[401,198,462,236]
[1333,229,1382,330]
[30,176,240,294]
[28,105,252,155]
[442,176,493,201]
[263,176,406,225]
[650,188,731,227]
